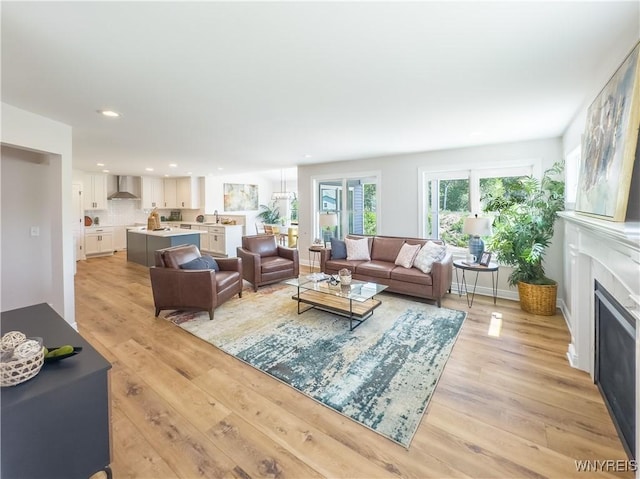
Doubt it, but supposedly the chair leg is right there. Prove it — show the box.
[239,290,243,298]
[209,310,214,320]
[155,308,161,317]
[253,284,258,292]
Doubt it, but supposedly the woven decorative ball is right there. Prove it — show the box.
[0,333,45,387]
[1,331,27,349]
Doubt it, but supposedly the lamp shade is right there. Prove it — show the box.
[319,213,338,228]
[463,216,492,237]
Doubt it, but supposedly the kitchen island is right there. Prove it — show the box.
[126,227,205,267]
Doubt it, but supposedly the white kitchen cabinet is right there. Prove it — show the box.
[113,226,126,251]
[176,177,200,209]
[163,178,178,208]
[194,225,209,251]
[83,174,108,210]
[206,224,242,257]
[141,177,164,209]
[85,227,114,256]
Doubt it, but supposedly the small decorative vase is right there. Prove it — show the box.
[338,268,352,285]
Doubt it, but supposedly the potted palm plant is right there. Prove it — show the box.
[482,162,565,315]
[256,201,281,225]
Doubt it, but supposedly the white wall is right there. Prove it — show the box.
[298,137,564,300]
[1,103,75,327]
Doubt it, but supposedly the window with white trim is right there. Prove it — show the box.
[420,163,537,253]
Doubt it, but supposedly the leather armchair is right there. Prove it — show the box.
[236,234,299,291]
[150,244,243,320]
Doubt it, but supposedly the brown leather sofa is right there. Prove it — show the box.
[150,244,243,320]
[237,234,299,291]
[319,235,452,307]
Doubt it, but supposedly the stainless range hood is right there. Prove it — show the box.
[108,176,140,200]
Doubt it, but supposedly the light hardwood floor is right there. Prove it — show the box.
[80,252,632,479]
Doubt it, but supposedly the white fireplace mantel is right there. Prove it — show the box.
[559,211,639,375]
[560,211,639,463]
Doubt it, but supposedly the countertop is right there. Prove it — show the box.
[127,227,206,237]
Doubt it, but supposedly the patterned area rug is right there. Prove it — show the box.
[164,283,466,448]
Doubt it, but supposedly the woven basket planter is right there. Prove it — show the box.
[517,281,558,316]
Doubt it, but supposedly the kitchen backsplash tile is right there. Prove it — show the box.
[95,201,204,226]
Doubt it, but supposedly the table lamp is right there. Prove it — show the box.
[319,212,338,245]
[463,214,492,263]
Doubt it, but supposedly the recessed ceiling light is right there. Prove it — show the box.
[164,174,169,177]
[169,163,177,168]
[470,131,483,138]
[97,110,120,118]
[217,167,224,171]
[187,172,192,175]
[304,154,312,158]
[145,167,154,172]
[97,163,105,167]
[102,169,109,173]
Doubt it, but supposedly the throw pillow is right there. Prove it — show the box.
[394,242,422,269]
[413,241,446,274]
[330,238,347,259]
[345,237,371,261]
[180,255,220,272]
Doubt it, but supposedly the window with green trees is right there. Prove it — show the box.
[422,164,534,251]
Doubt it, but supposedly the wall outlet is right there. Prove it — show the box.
[30,226,39,237]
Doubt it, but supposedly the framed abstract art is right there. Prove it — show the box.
[576,42,640,222]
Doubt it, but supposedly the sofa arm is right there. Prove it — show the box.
[236,247,262,284]
[430,252,453,305]
[216,257,242,275]
[319,248,330,271]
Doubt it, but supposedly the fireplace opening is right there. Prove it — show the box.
[594,281,636,460]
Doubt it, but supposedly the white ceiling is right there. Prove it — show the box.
[2,1,639,178]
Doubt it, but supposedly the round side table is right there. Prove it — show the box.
[453,259,499,307]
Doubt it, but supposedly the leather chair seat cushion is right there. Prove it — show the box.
[390,266,433,286]
[216,271,242,290]
[355,260,395,279]
[261,256,295,273]
[162,245,201,269]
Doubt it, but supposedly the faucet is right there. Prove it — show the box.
[214,210,219,223]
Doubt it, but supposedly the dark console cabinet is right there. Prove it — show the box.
[1,303,112,479]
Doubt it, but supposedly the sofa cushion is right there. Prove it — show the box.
[355,260,394,279]
[394,243,421,268]
[325,259,367,272]
[180,255,220,272]
[346,237,371,261]
[371,237,405,263]
[330,238,347,259]
[413,241,447,273]
[390,266,433,286]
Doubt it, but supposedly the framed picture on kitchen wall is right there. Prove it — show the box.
[576,42,640,222]
[223,183,259,211]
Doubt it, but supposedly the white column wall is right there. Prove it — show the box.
[1,103,75,327]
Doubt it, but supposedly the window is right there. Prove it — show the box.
[421,163,537,253]
[565,145,581,209]
[315,174,379,241]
